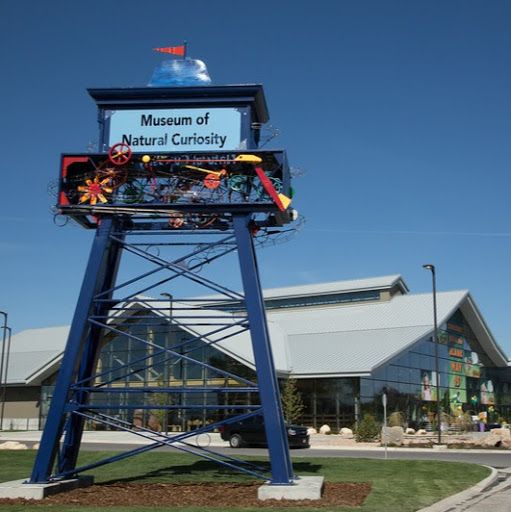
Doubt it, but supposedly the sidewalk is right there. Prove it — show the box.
[1,431,511,511]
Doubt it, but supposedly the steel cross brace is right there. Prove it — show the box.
[29,213,294,486]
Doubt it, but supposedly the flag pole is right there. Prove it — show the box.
[183,40,187,59]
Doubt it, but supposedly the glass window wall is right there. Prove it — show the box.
[39,306,511,433]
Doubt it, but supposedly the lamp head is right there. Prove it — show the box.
[423,264,435,273]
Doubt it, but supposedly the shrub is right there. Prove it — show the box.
[456,411,476,432]
[280,379,305,424]
[388,411,406,427]
[355,414,381,442]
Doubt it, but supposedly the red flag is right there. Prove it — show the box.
[153,46,185,56]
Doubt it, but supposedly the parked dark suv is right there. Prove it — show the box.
[220,416,310,448]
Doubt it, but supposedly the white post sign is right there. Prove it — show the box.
[106,107,243,151]
[382,392,388,459]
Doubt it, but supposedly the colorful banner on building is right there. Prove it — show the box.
[465,350,481,378]
[449,374,467,403]
[480,379,495,405]
[448,333,467,414]
[421,370,437,401]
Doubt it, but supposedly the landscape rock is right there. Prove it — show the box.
[319,424,331,435]
[406,439,433,448]
[0,441,28,450]
[381,426,404,446]
[340,427,353,436]
[474,431,511,448]
[489,428,511,437]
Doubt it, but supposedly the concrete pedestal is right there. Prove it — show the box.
[258,476,324,501]
[0,475,94,500]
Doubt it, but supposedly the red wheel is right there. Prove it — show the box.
[204,174,221,189]
[96,160,127,189]
[109,143,132,165]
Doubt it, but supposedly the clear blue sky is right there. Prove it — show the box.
[2,1,511,353]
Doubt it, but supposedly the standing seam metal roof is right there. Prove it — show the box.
[6,281,508,383]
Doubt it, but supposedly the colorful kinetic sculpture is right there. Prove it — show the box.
[58,149,292,218]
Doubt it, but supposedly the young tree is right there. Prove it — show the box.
[281,378,305,424]
[149,379,174,432]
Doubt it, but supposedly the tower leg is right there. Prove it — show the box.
[30,217,123,483]
[233,214,294,484]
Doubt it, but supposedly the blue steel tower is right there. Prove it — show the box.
[30,60,297,487]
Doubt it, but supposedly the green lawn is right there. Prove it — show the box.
[0,451,490,512]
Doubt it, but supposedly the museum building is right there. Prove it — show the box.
[4,274,511,431]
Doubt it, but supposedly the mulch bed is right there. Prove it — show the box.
[0,481,372,508]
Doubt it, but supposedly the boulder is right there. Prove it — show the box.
[0,441,28,450]
[307,427,317,435]
[147,414,161,432]
[340,427,353,436]
[407,439,433,448]
[474,431,511,448]
[416,429,428,435]
[490,428,511,437]
[381,426,404,446]
[319,424,331,435]
[405,428,416,435]
[133,409,144,428]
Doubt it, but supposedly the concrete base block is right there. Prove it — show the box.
[0,475,94,500]
[258,476,324,501]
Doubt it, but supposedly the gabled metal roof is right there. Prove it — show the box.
[7,326,70,385]
[147,289,508,377]
[265,289,508,377]
[6,280,507,384]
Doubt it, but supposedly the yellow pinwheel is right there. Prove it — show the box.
[78,176,113,205]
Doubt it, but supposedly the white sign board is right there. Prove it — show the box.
[107,108,242,151]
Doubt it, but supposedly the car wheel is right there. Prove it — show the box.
[229,433,244,448]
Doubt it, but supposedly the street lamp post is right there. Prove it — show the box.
[423,264,442,445]
[160,293,173,434]
[0,327,12,430]
[0,312,7,431]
